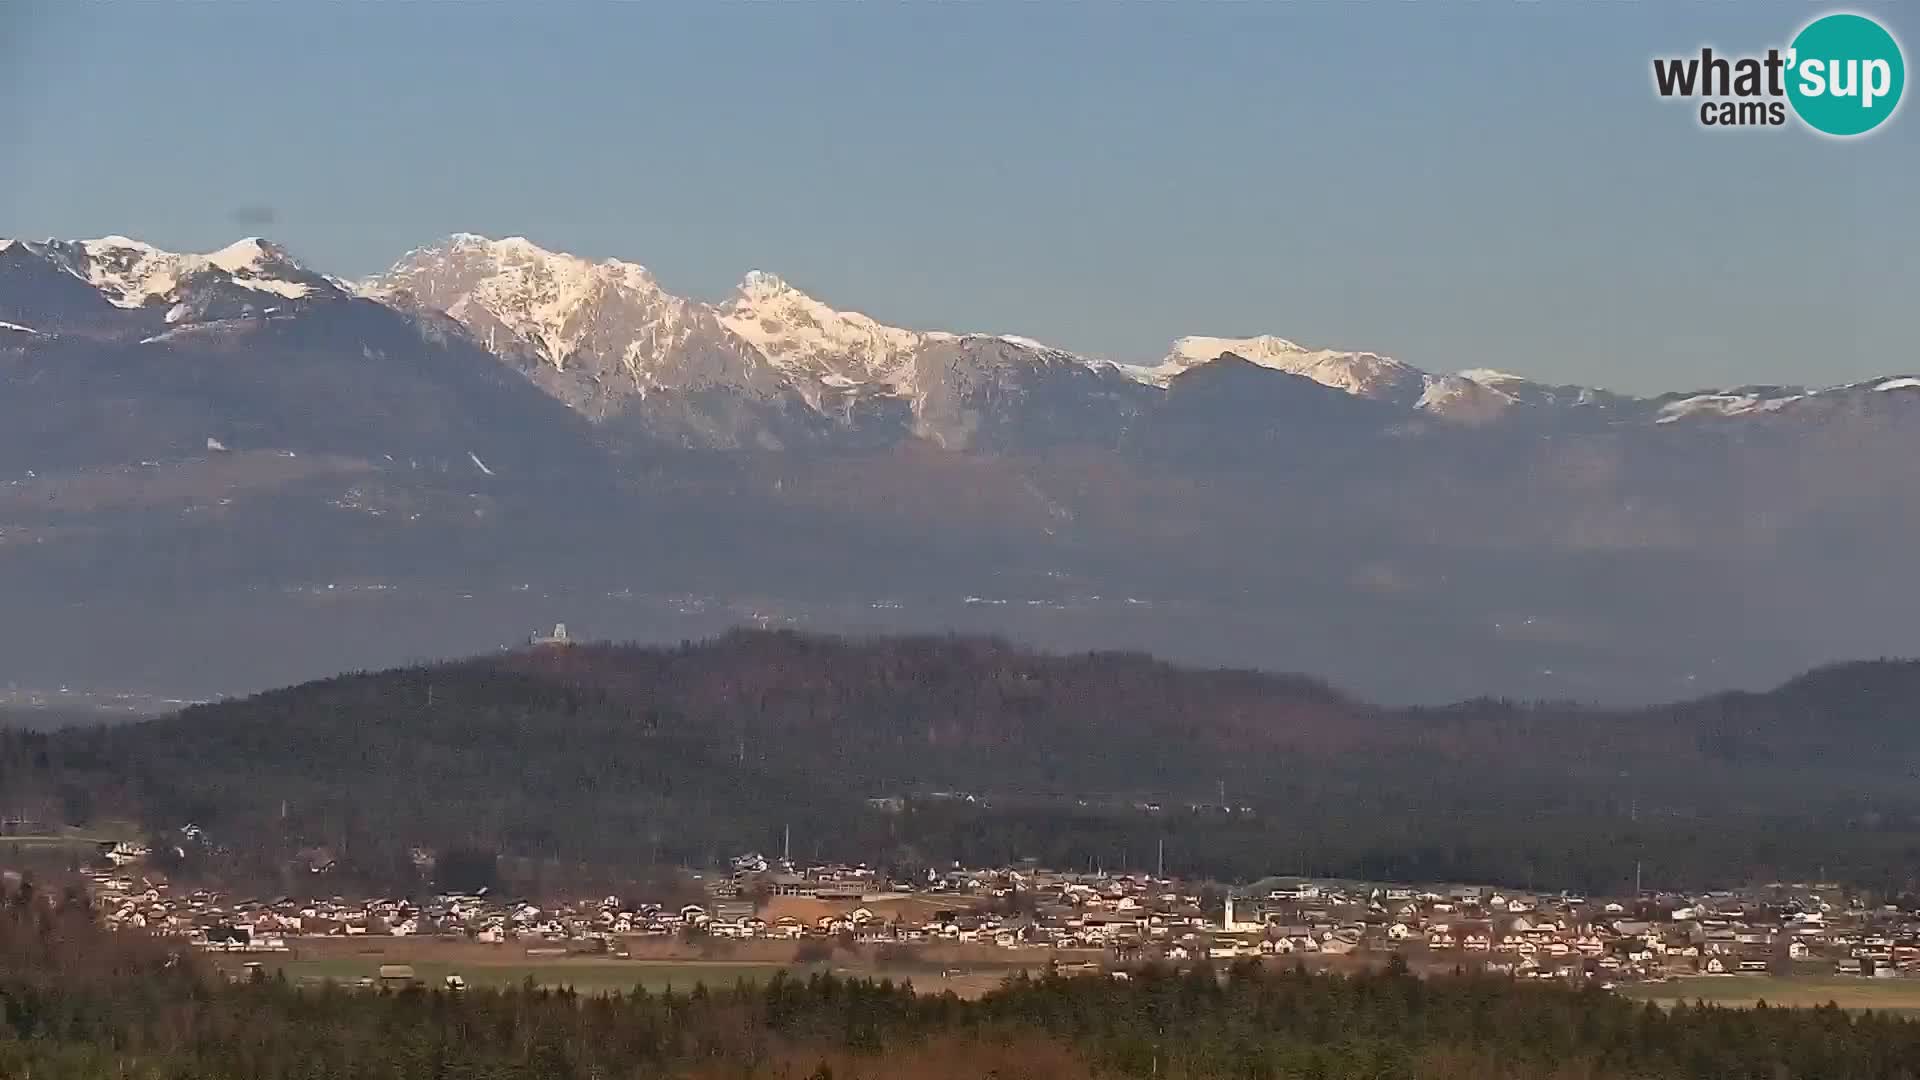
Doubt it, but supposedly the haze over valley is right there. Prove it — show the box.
[4,231,1919,704]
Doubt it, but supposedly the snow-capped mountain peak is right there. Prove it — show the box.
[735,269,797,302]
[203,238,315,298]
[1155,335,1414,396]
[369,234,802,416]
[206,237,283,271]
[76,236,193,308]
[718,269,928,388]
[1114,334,1523,423]
[1176,333,1309,359]
[5,235,331,311]
[370,233,678,371]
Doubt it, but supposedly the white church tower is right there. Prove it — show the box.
[1223,893,1257,932]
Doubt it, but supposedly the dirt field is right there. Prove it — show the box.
[1621,976,1920,1013]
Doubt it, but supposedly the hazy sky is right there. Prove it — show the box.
[1,2,1912,393]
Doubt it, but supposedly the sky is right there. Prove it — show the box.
[1,2,1913,394]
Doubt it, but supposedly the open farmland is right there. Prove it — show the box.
[208,936,1045,999]
[1622,976,1920,1014]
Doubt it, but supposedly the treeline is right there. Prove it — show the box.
[5,884,1920,1079]
[7,631,1920,893]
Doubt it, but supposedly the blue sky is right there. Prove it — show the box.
[1,2,1911,393]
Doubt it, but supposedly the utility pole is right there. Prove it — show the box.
[1157,837,1165,879]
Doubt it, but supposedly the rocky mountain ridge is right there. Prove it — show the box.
[11,231,1917,449]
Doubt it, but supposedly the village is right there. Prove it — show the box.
[76,846,1920,990]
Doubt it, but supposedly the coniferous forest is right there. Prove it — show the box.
[4,877,1920,1080]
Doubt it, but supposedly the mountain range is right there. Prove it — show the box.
[3,232,1918,704]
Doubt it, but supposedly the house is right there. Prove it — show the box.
[713,900,756,922]
[103,841,150,867]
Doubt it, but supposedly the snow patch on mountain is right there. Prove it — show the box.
[1461,368,1528,386]
[0,320,40,335]
[1415,377,1484,412]
[1656,389,1808,422]
[1653,376,1920,422]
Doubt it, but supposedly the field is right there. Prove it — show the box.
[1622,976,1920,1013]
[0,836,103,849]
[210,937,1045,999]
[221,955,795,993]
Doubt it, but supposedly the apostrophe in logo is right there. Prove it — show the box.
[1652,11,1905,137]
[1785,13,1904,136]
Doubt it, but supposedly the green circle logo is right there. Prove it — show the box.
[1786,13,1905,136]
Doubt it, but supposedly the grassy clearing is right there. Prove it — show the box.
[1622,976,1920,1013]
[214,953,1032,998]
[0,835,109,851]
[222,956,795,992]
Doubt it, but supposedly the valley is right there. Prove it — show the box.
[5,232,1920,705]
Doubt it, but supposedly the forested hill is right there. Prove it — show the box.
[8,631,1920,894]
